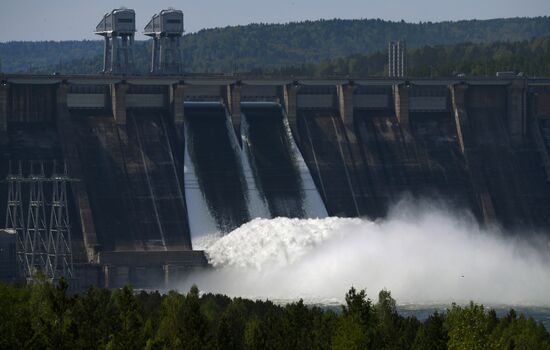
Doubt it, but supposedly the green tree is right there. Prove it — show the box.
[244,316,261,350]
[281,299,315,350]
[152,285,209,350]
[372,289,420,350]
[106,285,145,350]
[243,308,285,350]
[311,309,337,350]
[150,290,186,349]
[332,313,369,350]
[29,277,77,350]
[342,287,374,326]
[412,312,448,350]
[488,309,550,349]
[444,302,493,350]
[0,283,33,349]
[332,287,375,350]
[216,300,246,350]
[73,286,117,349]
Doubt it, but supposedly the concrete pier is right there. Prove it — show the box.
[56,82,99,262]
[394,83,409,125]
[283,83,300,142]
[338,82,355,128]
[111,82,129,124]
[507,79,527,146]
[227,83,242,145]
[171,83,185,125]
[451,83,496,223]
[56,81,69,113]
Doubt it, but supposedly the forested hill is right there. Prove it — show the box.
[1,16,550,74]
[266,36,550,78]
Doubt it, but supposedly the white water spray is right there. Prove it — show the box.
[179,198,550,306]
[183,113,221,249]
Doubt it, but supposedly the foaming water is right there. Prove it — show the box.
[177,199,550,306]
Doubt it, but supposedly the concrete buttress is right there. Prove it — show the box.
[338,83,355,129]
[171,83,185,125]
[56,82,99,262]
[111,82,129,125]
[507,79,527,147]
[394,83,409,125]
[283,83,300,143]
[450,83,496,224]
[227,83,242,146]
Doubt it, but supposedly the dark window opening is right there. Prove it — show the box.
[167,19,182,24]
[118,18,133,23]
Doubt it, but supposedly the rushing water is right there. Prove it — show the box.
[183,115,220,249]
[176,198,550,326]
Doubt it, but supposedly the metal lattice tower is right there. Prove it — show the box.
[144,9,184,74]
[4,161,75,283]
[388,40,407,78]
[95,8,136,74]
[25,161,49,282]
[46,162,73,281]
[6,162,28,279]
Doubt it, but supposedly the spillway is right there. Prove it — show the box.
[230,109,270,220]
[297,109,367,217]
[242,104,327,218]
[183,103,249,242]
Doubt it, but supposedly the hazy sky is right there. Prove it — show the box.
[1,0,549,42]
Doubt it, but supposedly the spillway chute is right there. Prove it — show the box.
[241,102,328,219]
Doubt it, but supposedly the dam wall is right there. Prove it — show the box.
[293,85,372,217]
[1,74,550,288]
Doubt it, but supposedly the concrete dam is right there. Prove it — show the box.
[1,74,550,288]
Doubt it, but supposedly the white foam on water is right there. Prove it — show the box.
[178,198,550,306]
[183,119,221,250]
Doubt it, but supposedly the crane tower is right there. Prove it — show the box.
[95,8,136,74]
[144,9,184,74]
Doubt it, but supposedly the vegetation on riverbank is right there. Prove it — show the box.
[1,279,549,349]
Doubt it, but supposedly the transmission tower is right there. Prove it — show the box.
[5,162,28,279]
[46,161,73,281]
[25,161,49,281]
[4,160,75,283]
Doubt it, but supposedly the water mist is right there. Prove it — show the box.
[177,197,550,307]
